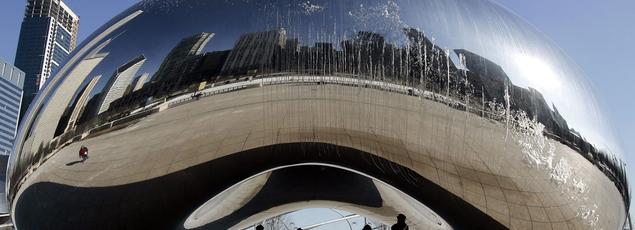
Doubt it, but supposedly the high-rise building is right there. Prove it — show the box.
[0,60,24,214]
[98,55,146,114]
[221,28,286,75]
[14,0,79,117]
[153,33,213,82]
[65,75,101,132]
[132,73,149,92]
[0,60,25,155]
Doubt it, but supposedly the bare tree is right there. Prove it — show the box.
[262,214,292,230]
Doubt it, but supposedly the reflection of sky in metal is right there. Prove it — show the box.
[239,208,387,230]
[73,0,619,156]
[399,0,616,155]
[284,208,370,230]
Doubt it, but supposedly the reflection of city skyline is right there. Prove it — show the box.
[52,27,628,207]
[5,1,629,229]
[98,55,146,114]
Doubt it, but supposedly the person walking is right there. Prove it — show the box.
[391,214,409,230]
[79,145,89,162]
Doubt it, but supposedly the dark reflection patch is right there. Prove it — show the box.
[15,142,506,230]
[199,165,383,229]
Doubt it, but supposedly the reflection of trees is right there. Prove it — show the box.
[261,214,292,230]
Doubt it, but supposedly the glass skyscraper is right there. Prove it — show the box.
[0,60,24,155]
[14,0,78,117]
[0,60,23,214]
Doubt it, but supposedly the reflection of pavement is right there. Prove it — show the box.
[163,75,452,113]
[15,84,624,229]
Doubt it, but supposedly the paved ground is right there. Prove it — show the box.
[14,83,625,229]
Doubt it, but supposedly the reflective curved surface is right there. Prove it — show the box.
[8,0,629,229]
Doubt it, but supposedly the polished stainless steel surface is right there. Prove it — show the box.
[7,0,629,229]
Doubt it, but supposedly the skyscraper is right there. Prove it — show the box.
[14,0,79,117]
[132,73,149,92]
[153,33,213,82]
[65,75,101,132]
[99,55,146,114]
[221,28,286,75]
[0,60,24,214]
[0,60,25,155]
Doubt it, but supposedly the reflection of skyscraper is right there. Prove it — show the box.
[65,75,101,132]
[132,73,150,92]
[20,50,108,162]
[221,28,287,75]
[454,49,509,101]
[0,60,25,155]
[153,33,214,82]
[99,55,146,114]
[14,0,79,117]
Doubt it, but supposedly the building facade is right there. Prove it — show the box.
[0,60,23,214]
[65,75,101,132]
[0,60,25,155]
[14,0,79,117]
[131,73,149,92]
[153,33,213,83]
[220,29,286,75]
[98,55,146,114]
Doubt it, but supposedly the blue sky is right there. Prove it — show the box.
[1,0,633,225]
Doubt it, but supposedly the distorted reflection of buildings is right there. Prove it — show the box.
[131,73,150,93]
[153,33,214,82]
[51,28,628,208]
[42,46,110,145]
[221,29,285,75]
[64,75,101,133]
[98,55,146,114]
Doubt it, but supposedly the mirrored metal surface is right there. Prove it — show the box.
[8,0,629,229]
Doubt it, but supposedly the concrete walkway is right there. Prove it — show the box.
[15,83,624,229]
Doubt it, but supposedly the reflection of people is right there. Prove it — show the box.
[79,145,89,162]
[391,214,409,230]
[363,224,372,230]
[255,224,264,230]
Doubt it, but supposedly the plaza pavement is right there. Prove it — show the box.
[13,83,625,229]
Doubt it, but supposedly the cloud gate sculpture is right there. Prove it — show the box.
[7,0,629,229]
